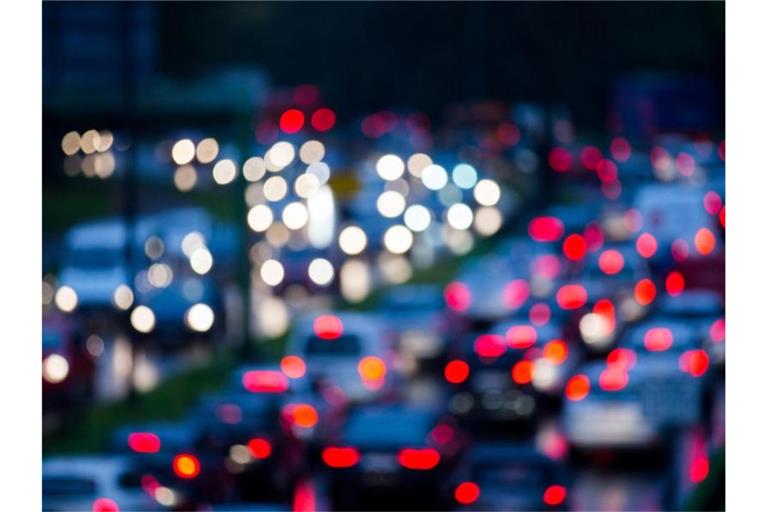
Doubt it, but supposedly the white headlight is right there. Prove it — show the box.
[186,303,215,332]
[131,305,156,333]
[43,354,69,383]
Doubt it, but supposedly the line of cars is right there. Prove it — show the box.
[44,128,724,510]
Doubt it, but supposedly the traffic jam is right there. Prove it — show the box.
[42,92,725,511]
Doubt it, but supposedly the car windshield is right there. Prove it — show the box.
[66,247,122,270]
[305,334,362,356]
[43,477,96,497]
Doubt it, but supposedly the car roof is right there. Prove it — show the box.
[657,290,723,315]
[66,219,127,248]
[43,456,129,478]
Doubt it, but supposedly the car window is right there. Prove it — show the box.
[477,463,546,488]
[345,410,432,446]
[66,247,122,269]
[305,334,362,356]
[43,477,97,497]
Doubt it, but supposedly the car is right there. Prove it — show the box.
[57,218,134,312]
[445,256,530,332]
[563,361,660,454]
[190,392,300,501]
[449,442,570,510]
[284,312,397,404]
[633,183,718,263]
[444,320,573,434]
[132,274,224,345]
[110,419,235,508]
[43,456,157,511]
[42,314,94,408]
[140,207,238,271]
[320,405,467,509]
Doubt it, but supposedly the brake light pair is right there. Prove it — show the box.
[321,447,441,470]
[454,482,566,506]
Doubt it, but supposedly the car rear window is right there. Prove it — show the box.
[43,477,97,497]
[305,334,361,356]
[345,410,432,446]
[477,463,547,488]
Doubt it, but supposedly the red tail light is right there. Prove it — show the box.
[474,334,506,358]
[563,234,588,261]
[127,432,161,453]
[529,216,565,242]
[690,456,710,483]
[665,271,686,296]
[92,498,120,512]
[398,448,440,470]
[606,348,637,370]
[172,453,200,479]
[504,279,530,309]
[445,281,472,312]
[242,370,289,393]
[314,315,344,339]
[322,446,360,468]
[679,349,710,377]
[644,327,673,352]
[283,403,319,428]
[511,360,534,385]
[454,481,480,505]
[599,368,628,391]
[556,284,587,310]
[598,249,624,275]
[543,484,567,506]
[293,478,317,512]
[506,325,537,349]
[634,279,656,306]
[247,437,272,459]
[444,360,470,384]
[565,374,590,401]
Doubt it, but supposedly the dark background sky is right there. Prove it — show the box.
[156,1,724,129]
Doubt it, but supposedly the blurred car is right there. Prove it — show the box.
[191,391,300,501]
[43,456,157,511]
[42,314,94,408]
[284,312,397,404]
[445,320,573,434]
[320,406,467,509]
[449,442,570,510]
[140,207,239,271]
[379,284,448,374]
[110,419,235,508]
[228,362,347,453]
[633,183,717,263]
[58,219,133,311]
[563,362,660,454]
[133,275,224,345]
[445,256,530,332]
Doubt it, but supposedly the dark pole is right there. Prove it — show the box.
[236,109,253,360]
[120,3,139,403]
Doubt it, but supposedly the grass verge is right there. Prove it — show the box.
[44,354,234,455]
